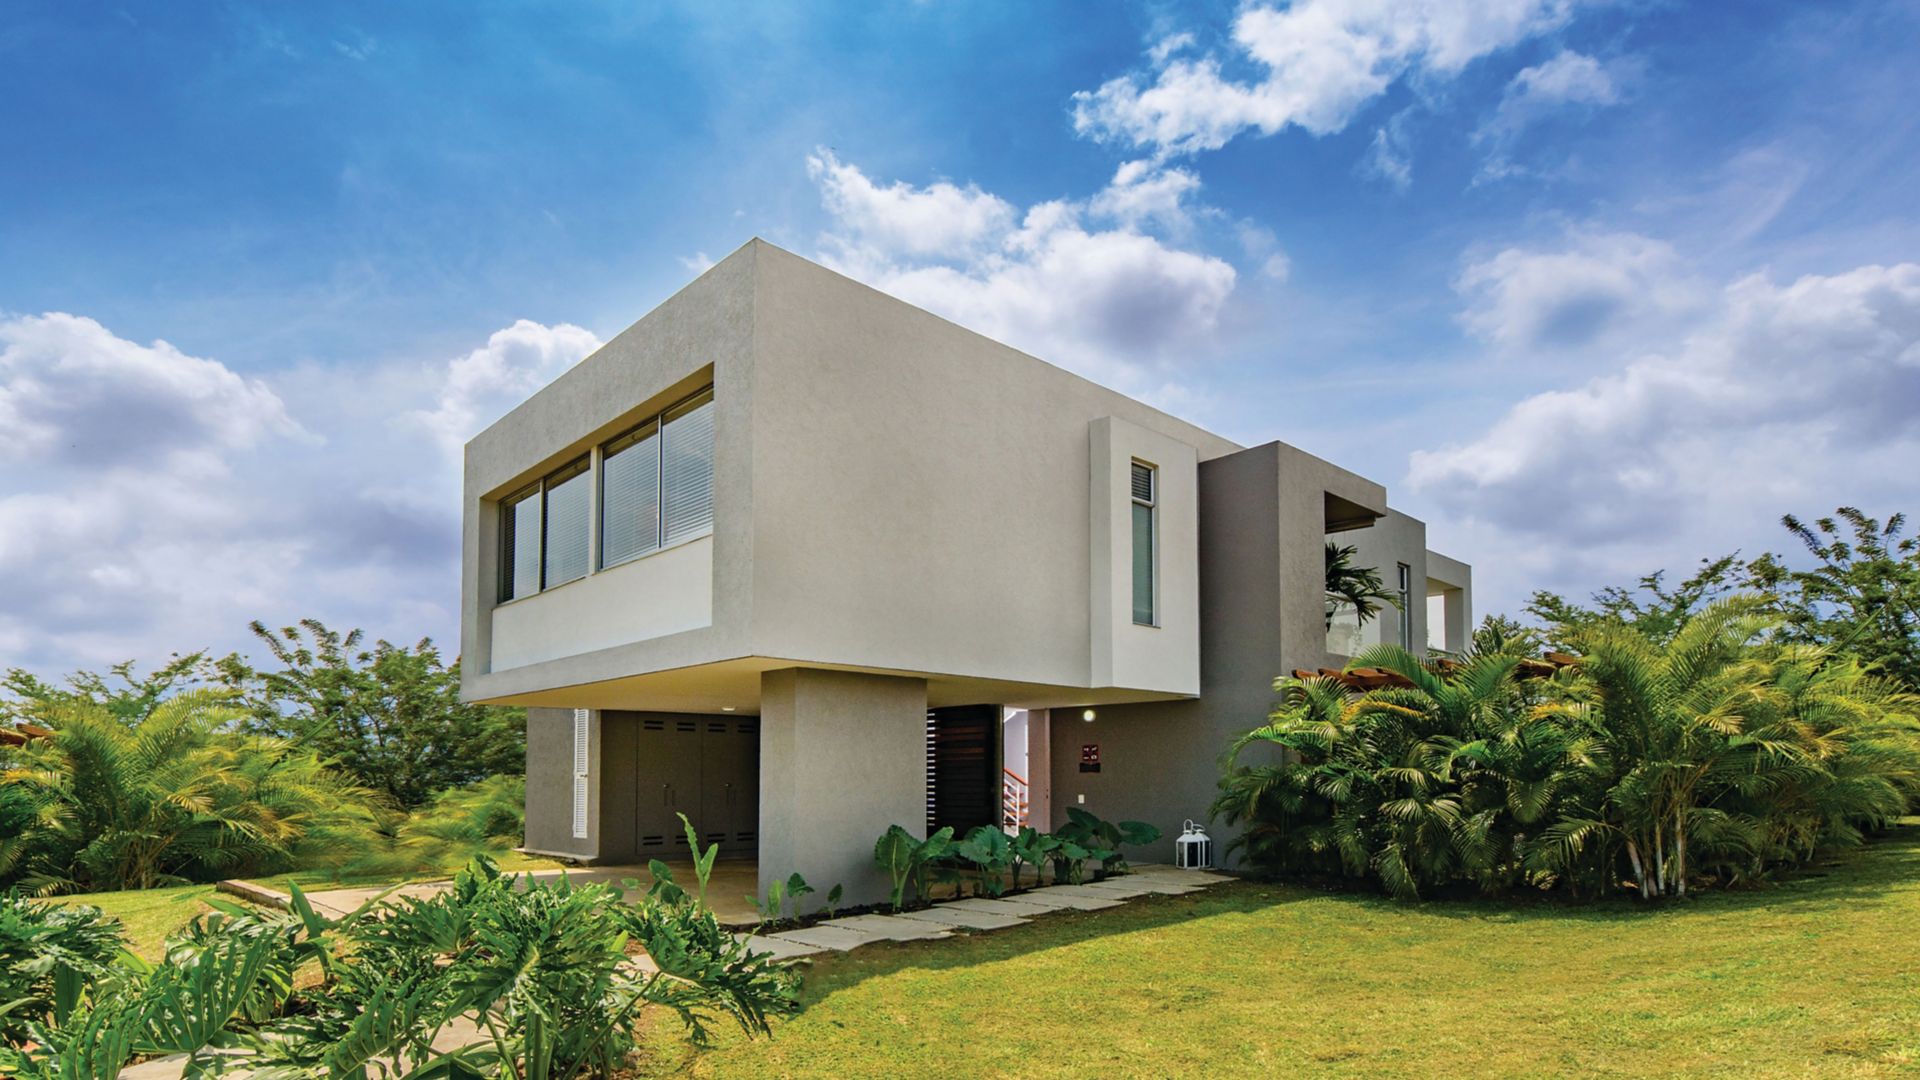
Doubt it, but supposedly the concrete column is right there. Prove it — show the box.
[1027,708,1053,830]
[758,668,928,907]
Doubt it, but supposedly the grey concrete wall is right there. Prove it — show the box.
[757,668,927,907]
[523,707,596,860]
[1044,441,1390,867]
[745,242,1238,695]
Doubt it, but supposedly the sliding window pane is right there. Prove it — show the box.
[501,489,541,601]
[601,423,660,566]
[661,393,715,543]
[542,462,590,587]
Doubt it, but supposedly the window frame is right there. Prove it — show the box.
[498,482,543,604]
[539,457,592,590]
[1130,459,1158,628]
[598,415,664,571]
[1396,562,1414,650]
[599,385,715,570]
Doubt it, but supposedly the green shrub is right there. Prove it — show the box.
[1213,601,1920,901]
[0,894,126,1044]
[0,857,796,1078]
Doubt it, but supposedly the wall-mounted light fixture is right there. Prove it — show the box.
[721,706,737,712]
[1082,708,1097,722]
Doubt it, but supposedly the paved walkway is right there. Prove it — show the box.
[298,858,762,925]
[737,865,1232,961]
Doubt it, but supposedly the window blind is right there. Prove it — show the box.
[542,462,591,587]
[501,488,542,601]
[1131,461,1154,502]
[661,393,715,543]
[600,422,661,566]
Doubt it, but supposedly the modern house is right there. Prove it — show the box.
[460,239,1472,905]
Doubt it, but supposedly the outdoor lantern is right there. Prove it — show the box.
[1175,819,1214,870]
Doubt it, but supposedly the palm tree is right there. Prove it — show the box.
[1325,542,1398,631]
[1,689,381,893]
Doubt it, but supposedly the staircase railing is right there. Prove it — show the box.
[1002,768,1030,831]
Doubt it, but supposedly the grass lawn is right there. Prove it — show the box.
[50,883,218,961]
[640,824,1920,1078]
[238,848,566,896]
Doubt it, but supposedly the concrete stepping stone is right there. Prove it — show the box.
[822,914,954,941]
[896,906,1029,931]
[1076,881,1156,899]
[1019,886,1126,910]
[738,933,826,961]
[983,891,1085,911]
[942,897,1060,918]
[770,925,882,952]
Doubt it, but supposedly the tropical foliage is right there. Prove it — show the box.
[873,811,1162,909]
[1214,599,1920,900]
[216,619,524,808]
[0,687,379,894]
[0,857,794,1078]
[1325,541,1398,631]
[1532,505,1920,692]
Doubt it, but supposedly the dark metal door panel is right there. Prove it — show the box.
[633,717,701,857]
[927,704,1000,836]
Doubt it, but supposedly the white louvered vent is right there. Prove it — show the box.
[571,708,590,839]
[1130,461,1154,502]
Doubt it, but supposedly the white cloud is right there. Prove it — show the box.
[0,313,599,674]
[1360,118,1415,191]
[0,312,305,470]
[1412,261,1920,575]
[1087,159,1203,230]
[411,319,602,459]
[1475,50,1632,172]
[807,151,1017,261]
[1072,0,1588,157]
[1455,230,1707,351]
[805,152,1236,403]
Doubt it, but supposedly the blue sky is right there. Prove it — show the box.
[4,0,1919,673]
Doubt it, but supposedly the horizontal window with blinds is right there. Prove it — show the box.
[499,485,542,602]
[543,459,591,588]
[661,391,715,544]
[497,384,715,603]
[600,420,661,567]
[601,387,714,567]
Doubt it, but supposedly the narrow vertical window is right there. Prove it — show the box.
[500,485,542,602]
[541,459,591,587]
[661,390,715,543]
[1397,562,1414,650]
[600,421,661,567]
[1131,461,1156,626]
[571,708,590,840]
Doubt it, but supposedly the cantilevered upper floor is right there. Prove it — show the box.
[459,239,1469,714]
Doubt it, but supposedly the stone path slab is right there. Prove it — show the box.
[895,906,1029,931]
[822,914,954,941]
[733,869,1230,964]
[769,925,881,952]
[1074,880,1157,899]
[739,933,827,961]
[941,897,1062,918]
[1017,886,1128,910]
